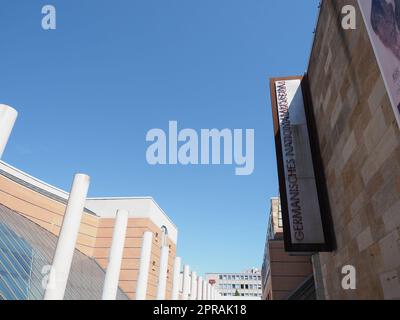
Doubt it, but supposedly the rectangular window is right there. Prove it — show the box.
[278,215,283,228]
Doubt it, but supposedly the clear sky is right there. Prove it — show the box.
[1,0,319,276]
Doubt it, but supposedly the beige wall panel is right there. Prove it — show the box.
[0,175,99,258]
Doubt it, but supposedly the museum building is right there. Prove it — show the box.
[269,0,400,299]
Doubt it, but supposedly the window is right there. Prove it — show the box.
[278,214,283,228]
[219,275,223,280]
[0,223,35,300]
[227,275,231,280]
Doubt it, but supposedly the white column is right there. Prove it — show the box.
[171,257,181,300]
[102,209,129,300]
[207,283,211,300]
[202,280,207,301]
[196,276,203,300]
[212,286,216,300]
[44,174,90,300]
[136,231,153,300]
[182,265,190,300]
[190,271,197,300]
[0,104,18,159]
[156,245,169,300]
[178,273,183,299]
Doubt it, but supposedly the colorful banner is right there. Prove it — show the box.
[358,0,400,128]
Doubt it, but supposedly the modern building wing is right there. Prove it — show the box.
[0,103,216,301]
[0,160,178,300]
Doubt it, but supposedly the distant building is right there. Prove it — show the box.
[261,197,315,300]
[205,268,262,298]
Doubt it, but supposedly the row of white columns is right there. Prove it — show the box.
[40,171,176,300]
[175,263,219,300]
[40,172,220,300]
[0,105,220,301]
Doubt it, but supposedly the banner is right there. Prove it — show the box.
[270,77,332,252]
[358,0,400,128]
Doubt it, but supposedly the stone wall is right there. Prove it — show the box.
[308,0,400,299]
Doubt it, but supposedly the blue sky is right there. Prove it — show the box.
[1,0,319,276]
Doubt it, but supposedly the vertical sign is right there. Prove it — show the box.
[358,0,400,128]
[270,77,332,252]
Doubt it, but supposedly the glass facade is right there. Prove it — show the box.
[0,223,45,300]
[0,204,128,300]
